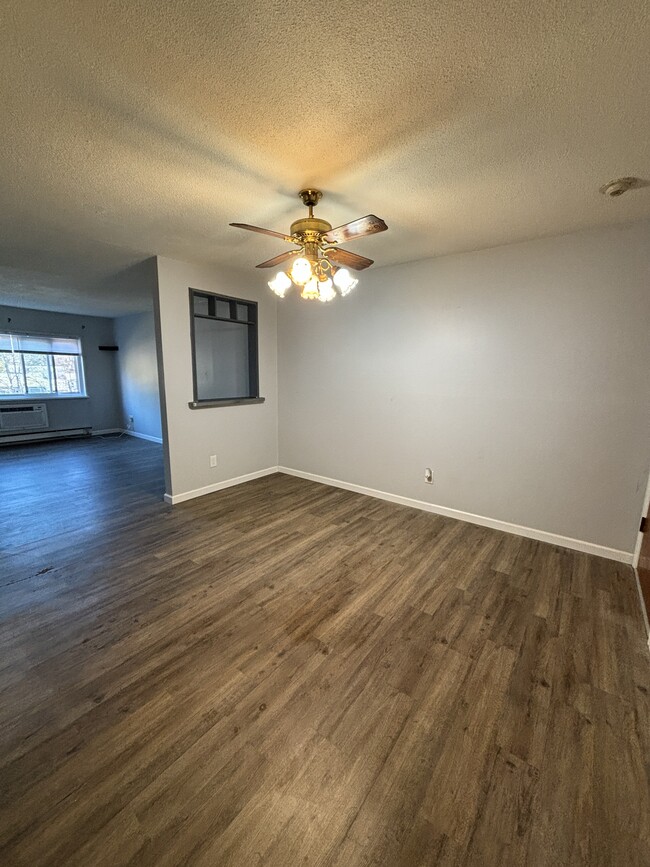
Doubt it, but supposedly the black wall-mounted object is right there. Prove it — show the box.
[98,345,119,351]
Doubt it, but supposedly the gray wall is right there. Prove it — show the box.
[0,304,122,433]
[114,311,162,441]
[278,221,650,556]
[155,257,278,498]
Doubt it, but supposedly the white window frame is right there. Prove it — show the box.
[0,331,87,400]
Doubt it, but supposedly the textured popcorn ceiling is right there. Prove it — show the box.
[0,0,649,315]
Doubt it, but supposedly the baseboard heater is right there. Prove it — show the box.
[0,427,92,445]
[0,404,90,445]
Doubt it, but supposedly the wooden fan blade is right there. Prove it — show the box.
[322,215,387,244]
[255,250,300,269]
[327,247,374,271]
[230,223,297,243]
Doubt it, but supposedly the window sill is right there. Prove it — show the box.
[0,395,88,401]
[188,397,265,409]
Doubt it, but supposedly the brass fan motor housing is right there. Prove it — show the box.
[290,216,332,237]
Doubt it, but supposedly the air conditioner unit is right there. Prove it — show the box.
[0,403,49,432]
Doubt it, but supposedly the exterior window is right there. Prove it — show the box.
[189,289,260,404]
[0,333,86,398]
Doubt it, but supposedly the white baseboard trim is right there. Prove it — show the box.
[278,466,633,564]
[124,430,163,444]
[164,466,279,505]
[92,429,163,443]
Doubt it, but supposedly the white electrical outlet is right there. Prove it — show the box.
[128,416,134,430]
[424,468,433,484]
[210,455,217,468]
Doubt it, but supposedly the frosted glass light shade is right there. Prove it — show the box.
[268,271,291,297]
[333,267,358,296]
[318,278,336,302]
[290,257,313,286]
[301,276,320,300]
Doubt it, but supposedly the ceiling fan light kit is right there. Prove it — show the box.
[230,189,387,302]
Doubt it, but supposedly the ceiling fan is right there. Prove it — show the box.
[230,189,388,302]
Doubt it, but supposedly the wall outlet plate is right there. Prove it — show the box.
[210,455,217,468]
[424,468,433,484]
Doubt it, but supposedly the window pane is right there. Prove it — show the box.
[0,344,85,398]
[23,353,52,394]
[53,355,81,393]
[193,294,209,316]
[194,318,250,400]
[0,351,25,395]
[215,300,231,319]
[236,303,249,322]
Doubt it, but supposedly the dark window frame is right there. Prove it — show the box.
[188,288,264,408]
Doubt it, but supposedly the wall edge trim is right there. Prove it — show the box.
[632,568,650,651]
[163,466,279,504]
[124,430,163,444]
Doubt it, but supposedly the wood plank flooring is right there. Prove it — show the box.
[1,437,649,866]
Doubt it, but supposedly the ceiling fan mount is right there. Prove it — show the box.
[298,188,323,209]
[290,190,332,237]
[230,190,388,302]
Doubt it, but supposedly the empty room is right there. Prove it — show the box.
[1,2,649,866]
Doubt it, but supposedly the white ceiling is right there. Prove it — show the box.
[1,0,649,316]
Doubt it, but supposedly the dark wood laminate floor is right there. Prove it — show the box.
[1,437,649,866]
